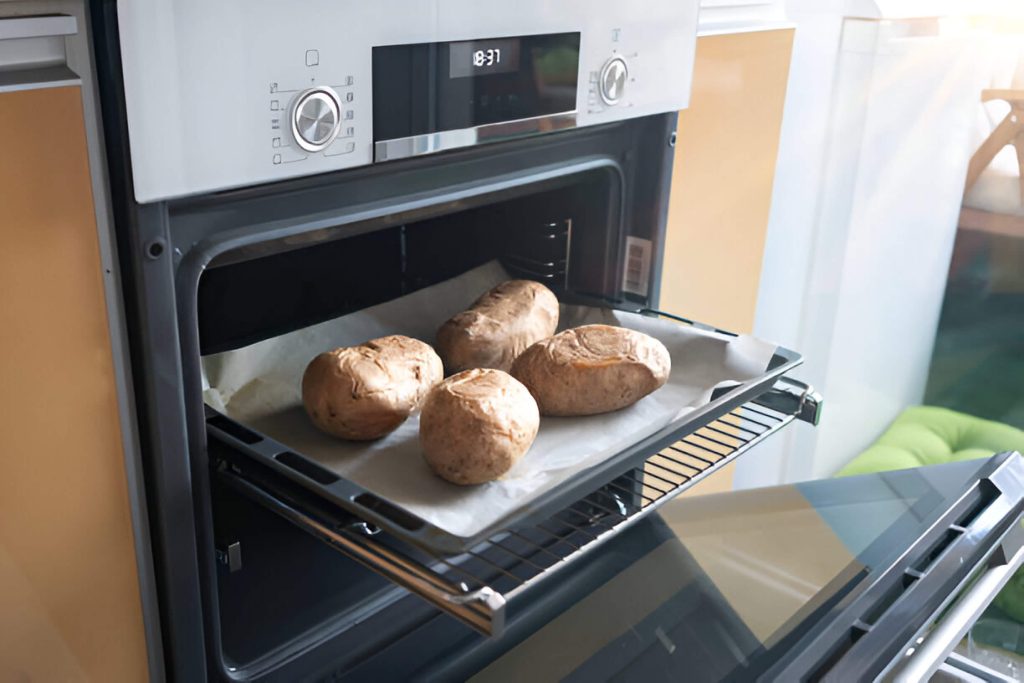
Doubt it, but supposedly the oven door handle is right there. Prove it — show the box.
[888,534,1024,682]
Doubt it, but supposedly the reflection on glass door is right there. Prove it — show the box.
[921,29,1024,672]
[927,79,1024,429]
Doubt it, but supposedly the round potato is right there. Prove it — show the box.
[510,324,671,416]
[419,368,540,485]
[436,280,559,373]
[302,335,442,440]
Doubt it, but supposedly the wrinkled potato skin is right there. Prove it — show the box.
[436,280,559,373]
[419,368,540,485]
[302,335,443,440]
[511,324,670,416]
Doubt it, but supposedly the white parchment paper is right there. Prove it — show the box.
[203,262,777,538]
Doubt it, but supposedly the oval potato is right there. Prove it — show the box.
[510,324,670,416]
[436,280,559,373]
[419,368,540,485]
[302,335,442,440]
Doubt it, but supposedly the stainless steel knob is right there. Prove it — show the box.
[599,57,628,106]
[291,87,341,152]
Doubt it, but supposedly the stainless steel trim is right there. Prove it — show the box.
[938,652,1019,683]
[890,542,1024,683]
[374,111,578,162]
[0,14,76,41]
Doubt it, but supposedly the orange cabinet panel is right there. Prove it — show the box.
[0,86,148,682]
[662,28,795,495]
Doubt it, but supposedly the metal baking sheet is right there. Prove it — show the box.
[203,262,800,553]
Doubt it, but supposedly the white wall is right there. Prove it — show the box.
[736,9,997,487]
[734,9,846,488]
[697,0,787,33]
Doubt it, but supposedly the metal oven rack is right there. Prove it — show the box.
[217,377,821,638]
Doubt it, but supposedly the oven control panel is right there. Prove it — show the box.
[117,0,698,202]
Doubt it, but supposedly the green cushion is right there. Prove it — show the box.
[837,406,1024,477]
[837,406,1024,622]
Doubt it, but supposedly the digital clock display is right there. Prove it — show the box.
[449,38,521,78]
[373,33,580,143]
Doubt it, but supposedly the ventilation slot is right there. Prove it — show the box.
[958,479,998,529]
[809,622,870,681]
[862,573,919,626]
[207,414,263,445]
[912,529,965,574]
[275,451,339,485]
[355,493,425,531]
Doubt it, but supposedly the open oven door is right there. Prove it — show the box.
[217,438,1024,681]
[413,452,1024,682]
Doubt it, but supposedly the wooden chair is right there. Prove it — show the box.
[960,89,1024,238]
[950,90,1024,291]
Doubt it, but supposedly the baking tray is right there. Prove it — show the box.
[205,305,802,555]
[213,385,819,638]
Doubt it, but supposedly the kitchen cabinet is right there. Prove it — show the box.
[0,12,150,682]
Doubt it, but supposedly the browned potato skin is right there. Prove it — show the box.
[302,335,443,440]
[436,280,559,373]
[510,324,671,416]
[419,368,540,485]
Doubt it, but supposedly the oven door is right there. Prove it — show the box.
[332,452,1022,682]
[211,413,1024,681]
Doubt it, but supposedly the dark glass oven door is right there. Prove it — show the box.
[415,453,1024,682]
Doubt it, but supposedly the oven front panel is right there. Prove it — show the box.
[116,0,697,202]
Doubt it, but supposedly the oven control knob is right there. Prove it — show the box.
[599,56,628,106]
[291,87,342,152]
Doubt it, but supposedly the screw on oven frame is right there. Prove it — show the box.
[144,238,167,260]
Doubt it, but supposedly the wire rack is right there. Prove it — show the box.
[221,383,816,637]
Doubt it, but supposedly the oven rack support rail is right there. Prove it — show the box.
[219,377,821,638]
